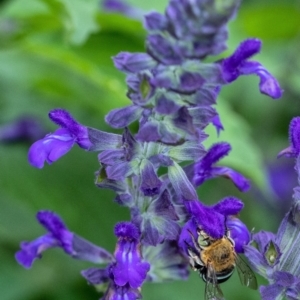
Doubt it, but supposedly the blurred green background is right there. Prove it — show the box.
[0,0,299,299]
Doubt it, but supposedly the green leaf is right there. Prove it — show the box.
[126,0,169,12]
[41,0,100,45]
[204,99,267,190]
[239,3,300,40]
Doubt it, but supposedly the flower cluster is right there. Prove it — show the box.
[244,118,300,300]
[16,0,283,299]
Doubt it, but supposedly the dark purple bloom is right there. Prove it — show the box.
[278,117,300,158]
[221,39,283,99]
[193,142,250,192]
[79,222,149,299]
[28,109,92,168]
[0,116,46,144]
[15,211,113,268]
[112,222,150,288]
[179,197,245,255]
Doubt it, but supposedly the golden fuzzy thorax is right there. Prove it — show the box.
[200,237,236,273]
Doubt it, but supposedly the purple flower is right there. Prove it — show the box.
[179,197,246,255]
[193,142,250,192]
[15,211,113,268]
[221,39,283,99]
[278,117,300,158]
[112,222,150,288]
[28,109,92,168]
[81,222,149,300]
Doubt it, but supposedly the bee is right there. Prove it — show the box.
[186,228,257,300]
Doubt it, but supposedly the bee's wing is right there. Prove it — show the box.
[205,263,225,300]
[235,255,258,290]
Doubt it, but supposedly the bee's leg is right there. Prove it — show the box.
[187,229,203,251]
[187,247,203,271]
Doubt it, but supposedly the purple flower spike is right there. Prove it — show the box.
[28,109,92,168]
[0,116,46,144]
[278,117,300,158]
[194,142,250,192]
[226,217,250,253]
[113,222,150,289]
[221,39,283,99]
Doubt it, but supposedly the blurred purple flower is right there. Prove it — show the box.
[266,159,297,213]
[0,116,46,144]
[102,0,145,20]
